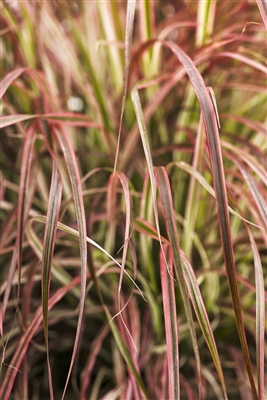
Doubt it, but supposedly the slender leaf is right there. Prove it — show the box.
[154,166,202,398]
[41,158,62,400]
[114,0,136,172]
[160,245,179,400]
[53,125,87,400]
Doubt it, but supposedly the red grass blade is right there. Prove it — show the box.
[160,244,180,400]
[237,162,267,228]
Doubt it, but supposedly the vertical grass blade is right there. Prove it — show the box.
[2,124,36,318]
[131,87,169,272]
[160,244,179,400]
[154,166,202,398]
[163,40,258,399]
[42,158,62,400]
[114,0,136,172]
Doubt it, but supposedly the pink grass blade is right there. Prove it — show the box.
[53,125,87,400]
[116,172,131,293]
[0,114,36,128]
[0,276,83,400]
[237,162,267,228]
[114,0,136,172]
[2,125,36,318]
[180,251,228,400]
[154,166,202,399]
[160,244,180,400]
[162,40,257,399]
[0,113,102,129]
[41,158,62,400]
[213,52,267,74]
[255,0,267,30]
[229,191,265,400]
[248,230,265,400]
[0,67,25,98]
[133,217,169,244]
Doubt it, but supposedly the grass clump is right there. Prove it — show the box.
[1,1,266,399]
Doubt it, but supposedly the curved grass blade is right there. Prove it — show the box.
[0,67,25,98]
[160,245,179,400]
[180,251,228,400]
[163,39,257,399]
[41,159,62,400]
[53,125,87,400]
[154,166,201,399]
